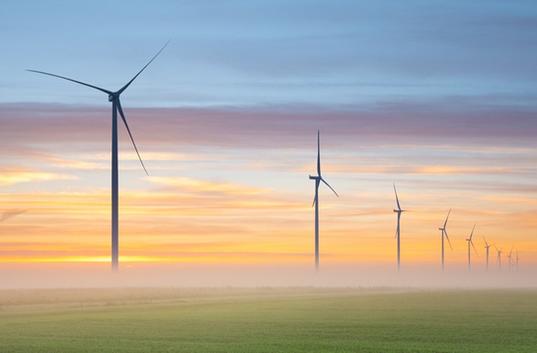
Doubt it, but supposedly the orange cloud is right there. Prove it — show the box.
[0,168,76,186]
[146,176,267,196]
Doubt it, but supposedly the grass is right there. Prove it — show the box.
[0,288,536,352]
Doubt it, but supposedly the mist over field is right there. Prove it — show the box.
[1,263,535,289]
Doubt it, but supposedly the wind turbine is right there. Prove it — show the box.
[465,224,477,272]
[483,237,492,271]
[507,247,514,272]
[393,184,405,272]
[438,209,452,272]
[28,42,168,271]
[495,245,503,271]
[309,130,338,271]
[515,250,519,271]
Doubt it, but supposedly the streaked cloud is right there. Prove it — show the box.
[146,176,266,196]
[0,209,27,222]
[0,168,76,186]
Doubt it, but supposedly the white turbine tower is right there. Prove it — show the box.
[309,130,338,271]
[465,224,477,272]
[438,209,453,272]
[28,42,168,271]
[393,184,405,272]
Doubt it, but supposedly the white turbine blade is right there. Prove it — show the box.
[316,130,321,176]
[117,99,149,175]
[469,224,476,241]
[471,240,478,255]
[393,183,401,210]
[443,209,451,228]
[444,230,453,250]
[320,177,339,197]
[312,179,320,207]
[27,70,111,94]
[117,41,169,94]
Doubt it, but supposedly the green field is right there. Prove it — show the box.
[0,288,536,352]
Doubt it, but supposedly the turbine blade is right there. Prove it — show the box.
[443,209,451,228]
[317,130,321,176]
[483,237,489,247]
[117,41,169,94]
[444,230,453,250]
[116,99,149,175]
[469,224,476,241]
[471,240,478,255]
[320,177,339,197]
[27,70,111,94]
[393,183,401,210]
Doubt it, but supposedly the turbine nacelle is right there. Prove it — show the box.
[108,93,118,102]
[309,175,320,180]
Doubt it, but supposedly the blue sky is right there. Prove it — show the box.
[1,0,536,107]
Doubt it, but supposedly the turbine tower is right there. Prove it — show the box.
[438,209,452,272]
[393,184,405,272]
[483,237,492,271]
[515,250,519,271]
[309,130,338,271]
[465,224,477,272]
[28,42,168,271]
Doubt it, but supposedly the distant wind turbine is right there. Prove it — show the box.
[309,130,338,270]
[507,247,514,272]
[28,42,169,271]
[393,184,405,272]
[515,250,519,271]
[438,209,453,272]
[495,245,503,271]
[465,224,477,272]
[483,237,492,271]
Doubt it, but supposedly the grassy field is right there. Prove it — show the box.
[0,288,536,352]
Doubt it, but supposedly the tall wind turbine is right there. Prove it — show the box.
[438,209,452,272]
[483,237,492,271]
[465,224,477,272]
[28,42,168,271]
[495,245,503,271]
[309,130,338,270]
[393,184,405,272]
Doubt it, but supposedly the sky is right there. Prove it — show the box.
[0,0,536,280]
